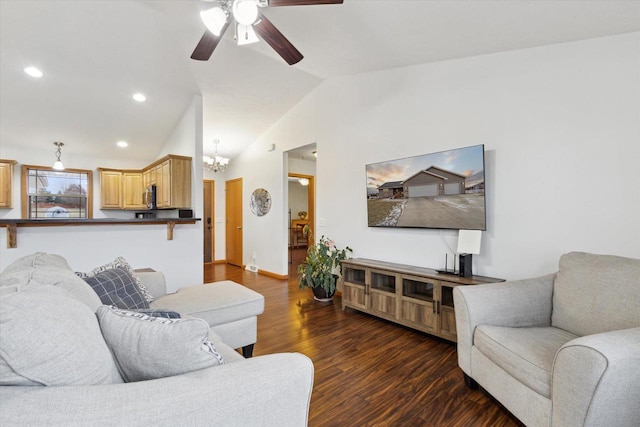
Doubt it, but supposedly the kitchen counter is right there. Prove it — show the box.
[0,218,200,248]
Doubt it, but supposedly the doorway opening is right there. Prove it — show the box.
[286,143,316,276]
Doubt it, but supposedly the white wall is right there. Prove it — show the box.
[233,33,640,280]
[0,96,204,292]
[288,157,316,176]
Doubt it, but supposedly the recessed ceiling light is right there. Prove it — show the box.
[132,93,146,102]
[24,66,43,78]
[117,141,128,148]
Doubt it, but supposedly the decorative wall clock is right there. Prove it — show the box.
[250,188,271,216]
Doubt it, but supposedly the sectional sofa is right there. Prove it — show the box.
[0,252,314,426]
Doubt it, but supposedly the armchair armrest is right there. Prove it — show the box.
[552,327,640,427]
[135,271,167,299]
[0,353,314,427]
[453,274,555,374]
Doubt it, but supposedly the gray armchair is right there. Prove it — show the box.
[454,252,640,427]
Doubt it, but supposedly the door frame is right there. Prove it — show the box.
[203,179,215,264]
[288,173,315,245]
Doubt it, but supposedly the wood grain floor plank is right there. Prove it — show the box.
[205,251,522,427]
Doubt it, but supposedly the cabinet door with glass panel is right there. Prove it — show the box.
[369,269,399,320]
[22,166,93,219]
[342,264,367,310]
[401,275,439,333]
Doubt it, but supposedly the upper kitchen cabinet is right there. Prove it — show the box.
[0,159,17,208]
[99,155,191,210]
[151,156,191,209]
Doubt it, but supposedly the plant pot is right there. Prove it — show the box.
[312,286,335,302]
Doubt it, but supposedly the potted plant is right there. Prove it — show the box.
[297,226,352,302]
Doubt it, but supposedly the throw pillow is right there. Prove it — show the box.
[96,306,225,382]
[0,286,123,386]
[83,267,149,310]
[76,256,154,303]
[1,252,72,274]
[0,267,103,311]
[131,308,181,319]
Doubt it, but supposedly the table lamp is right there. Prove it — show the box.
[457,230,482,277]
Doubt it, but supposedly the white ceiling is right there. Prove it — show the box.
[1,0,639,161]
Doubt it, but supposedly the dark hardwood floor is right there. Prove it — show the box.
[204,249,521,427]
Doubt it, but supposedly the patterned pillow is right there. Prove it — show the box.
[76,257,154,303]
[96,306,225,382]
[83,268,149,310]
[130,308,181,319]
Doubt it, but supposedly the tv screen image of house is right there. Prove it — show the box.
[366,144,486,230]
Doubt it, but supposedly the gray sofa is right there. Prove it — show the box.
[0,253,314,427]
[454,252,640,427]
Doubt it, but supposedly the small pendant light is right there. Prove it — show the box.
[52,142,65,170]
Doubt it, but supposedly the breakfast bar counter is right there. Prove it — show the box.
[0,218,200,248]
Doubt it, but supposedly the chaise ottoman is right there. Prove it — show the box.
[138,275,265,357]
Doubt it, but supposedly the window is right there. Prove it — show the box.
[22,165,93,219]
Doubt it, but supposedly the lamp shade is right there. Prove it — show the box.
[200,7,228,36]
[457,230,482,254]
[233,0,258,26]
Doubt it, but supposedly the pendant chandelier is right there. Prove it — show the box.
[203,140,230,173]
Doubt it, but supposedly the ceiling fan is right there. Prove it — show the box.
[191,0,343,65]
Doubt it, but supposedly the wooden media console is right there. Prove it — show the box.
[340,258,504,342]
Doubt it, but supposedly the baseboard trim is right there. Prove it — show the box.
[258,269,288,280]
[213,259,226,265]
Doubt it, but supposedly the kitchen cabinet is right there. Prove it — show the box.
[341,258,504,342]
[122,172,145,210]
[0,159,16,208]
[99,155,191,211]
[99,169,122,209]
[151,156,191,209]
[99,170,144,210]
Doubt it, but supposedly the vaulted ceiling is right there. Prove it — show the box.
[1,1,639,161]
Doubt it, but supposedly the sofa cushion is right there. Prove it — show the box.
[1,252,72,275]
[96,306,225,382]
[83,267,149,310]
[151,280,264,327]
[0,267,102,311]
[76,256,154,303]
[474,325,577,398]
[0,285,123,386]
[552,252,640,337]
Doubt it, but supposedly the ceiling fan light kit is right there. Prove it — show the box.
[192,0,343,64]
[200,7,228,36]
[237,24,260,45]
[233,0,259,25]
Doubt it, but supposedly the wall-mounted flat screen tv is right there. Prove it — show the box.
[366,144,486,230]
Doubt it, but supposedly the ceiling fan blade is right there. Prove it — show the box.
[268,0,343,6]
[190,23,230,61]
[253,13,303,65]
